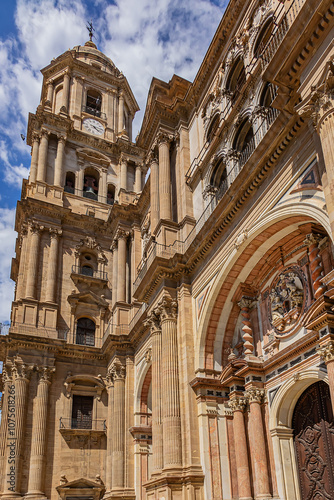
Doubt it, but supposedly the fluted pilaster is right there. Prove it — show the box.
[145,308,163,472]
[30,134,40,184]
[116,229,128,303]
[45,229,61,303]
[16,225,28,302]
[27,366,55,497]
[120,157,127,191]
[111,360,126,489]
[105,371,114,492]
[147,151,159,232]
[158,133,172,221]
[54,136,66,187]
[0,369,10,493]
[111,240,118,307]
[159,296,182,468]
[37,130,49,183]
[118,93,124,134]
[44,80,53,108]
[61,71,70,113]
[25,223,43,300]
[3,362,32,498]
[134,164,142,193]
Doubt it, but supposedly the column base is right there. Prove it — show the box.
[24,494,47,500]
[103,488,135,500]
[1,493,23,500]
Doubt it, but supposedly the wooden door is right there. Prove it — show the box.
[293,381,334,499]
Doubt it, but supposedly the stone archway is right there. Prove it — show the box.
[293,380,334,499]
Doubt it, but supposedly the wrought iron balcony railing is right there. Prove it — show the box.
[71,265,108,281]
[59,417,106,431]
[82,105,107,120]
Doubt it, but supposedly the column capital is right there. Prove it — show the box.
[110,239,118,251]
[304,233,322,247]
[245,388,265,404]
[317,341,334,363]
[32,132,40,143]
[146,149,158,166]
[29,221,44,234]
[156,130,174,147]
[109,358,126,380]
[105,370,114,389]
[56,134,67,144]
[115,228,130,241]
[157,296,177,321]
[228,396,247,412]
[10,361,33,382]
[2,366,11,384]
[37,365,55,384]
[145,308,161,334]
[238,296,256,310]
[40,128,50,138]
[49,227,62,239]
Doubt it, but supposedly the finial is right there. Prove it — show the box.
[86,19,95,42]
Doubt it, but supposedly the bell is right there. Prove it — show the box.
[85,186,95,194]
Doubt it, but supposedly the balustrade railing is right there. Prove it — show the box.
[59,417,106,431]
[71,265,108,281]
[82,105,107,120]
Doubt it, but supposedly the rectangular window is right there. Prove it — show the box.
[71,395,93,429]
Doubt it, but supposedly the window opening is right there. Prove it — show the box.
[76,317,95,346]
[64,172,75,194]
[83,170,99,200]
[71,395,93,429]
[226,57,246,104]
[253,17,274,58]
[85,89,102,117]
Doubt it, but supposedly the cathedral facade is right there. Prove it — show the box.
[1,0,334,499]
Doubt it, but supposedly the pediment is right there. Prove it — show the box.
[68,290,109,308]
[56,476,105,500]
[76,148,111,168]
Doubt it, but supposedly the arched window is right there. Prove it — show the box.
[107,184,115,205]
[260,82,275,108]
[86,89,102,117]
[211,159,228,199]
[64,172,75,194]
[226,57,246,104]
[83,168,99,200]
[76,318,95,346]
[233,118,254,153]
[206,114,220,144]
[253,17,274,58]
[79,252,97,276]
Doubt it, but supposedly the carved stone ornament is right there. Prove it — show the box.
[234,230,248,249]
[246,388,265,404]
[157,296,178,321]
[75,236,107,263]
[228,397,247,412]
[269,266,307,335]
[144,307,161,333]
[317,341,334,363]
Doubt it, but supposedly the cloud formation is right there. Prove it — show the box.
[0,208,16,322]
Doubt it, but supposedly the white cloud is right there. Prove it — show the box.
[0,208,16,323]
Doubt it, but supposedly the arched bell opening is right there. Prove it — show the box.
[107,184,115,205]
[64,171,75,194]
[86,89,102,117]
[83,167,99,200]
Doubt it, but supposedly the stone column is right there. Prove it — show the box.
[37,130,49,183]
[111,360,126,490]
[118,93,124,134]
[100,169,107,203]
[77,165,84,197]
[238,297,255,356]
[228,397,252,500]
[146,308,163,472]
[25,223,43,300]
[158,133,172,221]
[45,229,61,303]
[117,230,128,303]
[61,71,70,113]
[54,135,66,187]
[3,362,31,498]
[45,80,54,108]
[134,163,142,193]
[148,151,159,233]
[16,225,28,302]
[246,388,270,499]
[0,368,10,492]
[30,134,40,184]
[160,296,182,468]
[120,157,127,191]
[111,240,118,307]
[317,341,334,412]
[27,366,55,497]
[304,233,326,299]
[105,370,114,492]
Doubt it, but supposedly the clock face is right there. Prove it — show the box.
[83,118,105,136]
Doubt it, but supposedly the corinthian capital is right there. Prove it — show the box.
[304,233,322,247]
[228,396,247,412]
[245,388,265,404]
[109,358,126,380]
[38,366,56,383]
[317,341,334,363]
[144,307,161,333]
[11,361,33,381]
[158,296,177,321]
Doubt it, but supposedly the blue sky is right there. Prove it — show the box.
[0,0,228,322]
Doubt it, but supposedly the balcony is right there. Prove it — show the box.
[82,105,107,121]
[59,417,106,438]
[71,265,108,285]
